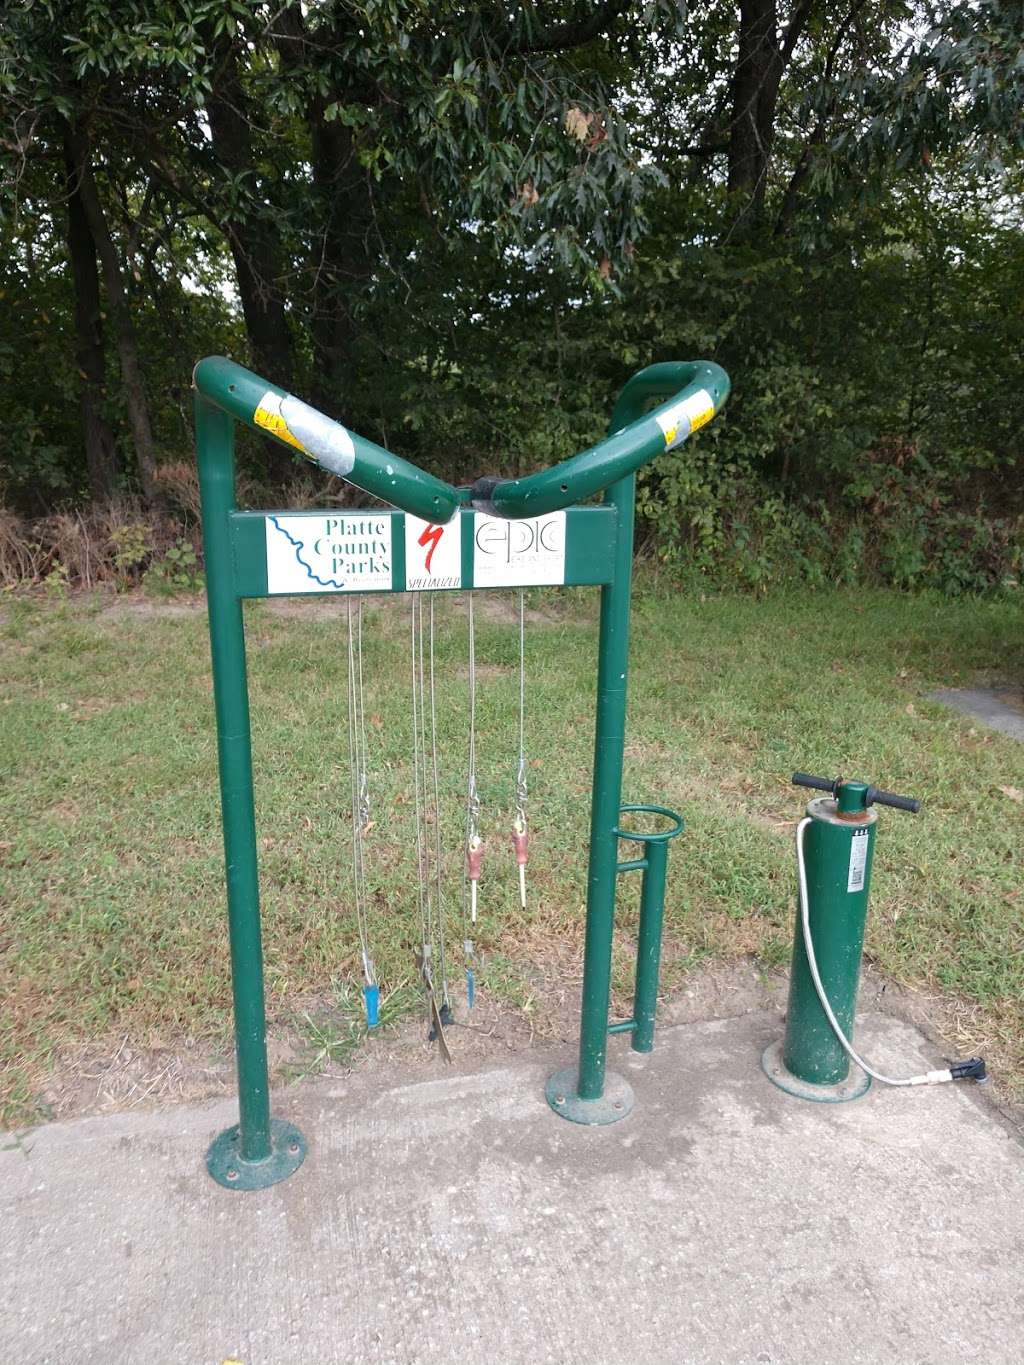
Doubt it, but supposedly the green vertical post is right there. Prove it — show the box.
[631,838,669,1054]
[577,469,637,1097]
[545,366,725,1125]
[545,381,652,1124]
[196,394,306,1189]
[544,470,637,1122]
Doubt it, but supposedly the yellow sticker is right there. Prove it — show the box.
[655,389,716,450]
[687,399,715,434]
[253,391,307,456]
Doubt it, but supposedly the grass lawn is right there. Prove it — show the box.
[1,581,1022,1126]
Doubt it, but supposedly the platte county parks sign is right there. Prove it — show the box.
[265,514,393,593]
[264,511,567,594]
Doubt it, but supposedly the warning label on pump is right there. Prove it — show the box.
[847,829,869,893]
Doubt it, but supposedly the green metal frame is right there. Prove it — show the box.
[193,355,729,1186]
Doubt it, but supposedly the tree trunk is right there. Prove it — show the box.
[271,3,374,416]
[307,115,375,417]
[65,124,161,507]
[206,50,295,390]
[726,1,817,234]
[62,135,121,502]
[774,1,867,236]
[727,0,783,231]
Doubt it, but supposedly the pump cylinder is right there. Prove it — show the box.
[782,797,877,1086]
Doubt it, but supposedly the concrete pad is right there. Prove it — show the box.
[928,686,1024,741]
[3,1011,1022,1365]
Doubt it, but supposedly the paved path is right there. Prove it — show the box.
[929,686,1024,741]
[3,1011,1022,1365]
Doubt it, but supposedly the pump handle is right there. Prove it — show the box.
[865,786,921,814]
[791,772,920,814]
[792,772,838,795]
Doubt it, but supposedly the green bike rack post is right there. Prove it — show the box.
[193,356,729,1187]
[547,802,685,1122]
[618,804,686,1054]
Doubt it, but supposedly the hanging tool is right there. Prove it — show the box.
[427,596,453,1029]
[463,593,483,1007]
[345,599,378,1028]
[411,595,453,1056]
[512,590,529,909]
[414,946,452,1063]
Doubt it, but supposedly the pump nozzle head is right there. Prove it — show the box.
[950,1056,988,1083]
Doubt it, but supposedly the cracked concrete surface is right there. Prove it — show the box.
[3,1010,1022,1365]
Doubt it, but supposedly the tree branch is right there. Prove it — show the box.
[506,0,633,56]
[779,0,818,68]
[774,0,869,235]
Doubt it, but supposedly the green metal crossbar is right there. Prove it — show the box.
[193,354,729,1186]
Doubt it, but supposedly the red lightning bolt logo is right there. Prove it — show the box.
[417,522,444,574]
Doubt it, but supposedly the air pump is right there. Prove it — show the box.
[763,772,987,1102]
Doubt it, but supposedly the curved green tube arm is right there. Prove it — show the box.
[193,355,729,525]
[193,356,462,524]
[475,361,730,519]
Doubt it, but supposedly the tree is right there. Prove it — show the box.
[0,0,1020,602]
[1,2,166,504]
[62,129,120,500]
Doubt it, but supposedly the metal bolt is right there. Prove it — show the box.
[226,1168,238,1181]
[613,1100,624,1111]
[288,1142,300,1155]
[554,1094,565,1105]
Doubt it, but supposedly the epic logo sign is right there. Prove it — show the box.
[265,514,392,594]
[404,515,462,591]
[473,511,566,587]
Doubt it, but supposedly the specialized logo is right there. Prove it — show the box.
[418,523,444,573]
[405,515,461,591]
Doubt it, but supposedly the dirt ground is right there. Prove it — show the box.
[29,956,1023,1142]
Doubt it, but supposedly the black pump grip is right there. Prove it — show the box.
[793,772,920,813]
[792,772,838,795]
[866,786,921,814]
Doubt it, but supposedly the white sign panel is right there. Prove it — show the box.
[404,515,462,591]
[265,514,393,594]
[473,511,566,588]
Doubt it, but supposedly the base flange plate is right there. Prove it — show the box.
[545,1065,635,1125]
[761,1040,871,1104]
[206,1117,307,1190]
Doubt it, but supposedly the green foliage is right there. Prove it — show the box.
[0,2,1021,594]
[42,559,70,597]
[831,0,1024,182]
[108,521,153,585]
[141,537,204,594]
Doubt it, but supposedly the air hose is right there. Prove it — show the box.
[795,818,986,1088]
